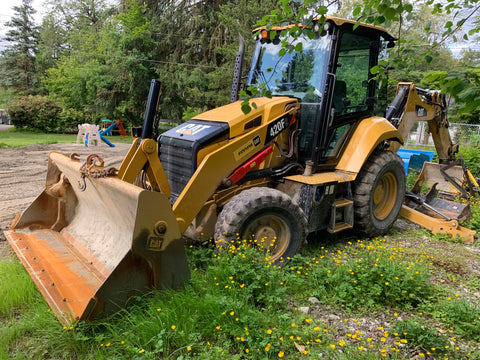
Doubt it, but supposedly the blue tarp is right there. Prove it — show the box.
[397,149,434,174]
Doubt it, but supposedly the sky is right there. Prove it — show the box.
[0,0,44,50]
[1,0,44,20]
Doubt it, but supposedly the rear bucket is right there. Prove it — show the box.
[4,152,190,324]
[411,162,467,198]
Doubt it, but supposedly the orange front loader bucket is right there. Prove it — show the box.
[4,152,190,324]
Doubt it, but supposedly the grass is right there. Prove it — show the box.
[1,228,480,359]
[0,127,132,148]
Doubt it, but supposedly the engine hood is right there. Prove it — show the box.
[193,97,299,138]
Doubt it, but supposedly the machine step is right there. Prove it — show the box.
[333,198,353,208]
[328,198,354,233]
[328,221,353,233]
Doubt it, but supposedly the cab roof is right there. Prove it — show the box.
[254,15,396,42]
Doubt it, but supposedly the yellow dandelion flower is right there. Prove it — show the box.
[291,323,296,327]
[305,318,312,322]
[171,325,176,330]
[138,349,145,353]
[267,329,272,334]
[278,350,285,358]
[187,347,191,351]
[230,311,235,316]
[313,326,320,331]
[329,344,336,349]
[339,340,346,346]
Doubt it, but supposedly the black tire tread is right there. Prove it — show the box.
[353,150,405,236]
[214,187,307,262]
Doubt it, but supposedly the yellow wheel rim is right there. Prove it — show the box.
[243,214,290,262]
[372,172,397,220]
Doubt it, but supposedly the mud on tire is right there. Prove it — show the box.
[353,150,405,236]
[214,187,307,264]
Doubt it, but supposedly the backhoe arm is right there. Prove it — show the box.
[386,82,458,162]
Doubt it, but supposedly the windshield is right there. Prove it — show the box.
[247,33,332,102]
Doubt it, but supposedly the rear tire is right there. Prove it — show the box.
[214,187,307,264]
[353,150,405,236]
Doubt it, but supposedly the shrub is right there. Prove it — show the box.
[7,96,61,133]
[58,108,90,133]
[459,145,480,177]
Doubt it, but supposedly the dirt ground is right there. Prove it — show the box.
[0,140,422,259]
[0,142,131,258]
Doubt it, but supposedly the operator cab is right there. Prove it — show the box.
[247,17,396,169]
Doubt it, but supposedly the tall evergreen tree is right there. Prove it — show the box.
[0,0,40,93]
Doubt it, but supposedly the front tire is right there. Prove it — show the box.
[214,187,307,264]
[353,150,405,236]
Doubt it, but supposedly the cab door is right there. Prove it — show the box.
[316,27,382,168]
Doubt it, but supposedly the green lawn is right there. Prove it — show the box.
[1,231,480,359]
[0,128,132,148]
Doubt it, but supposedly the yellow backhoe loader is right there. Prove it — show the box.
[4,17,476,324]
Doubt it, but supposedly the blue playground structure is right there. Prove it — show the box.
[99,120,127,147]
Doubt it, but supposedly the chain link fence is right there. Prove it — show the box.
[403,122,480,150]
